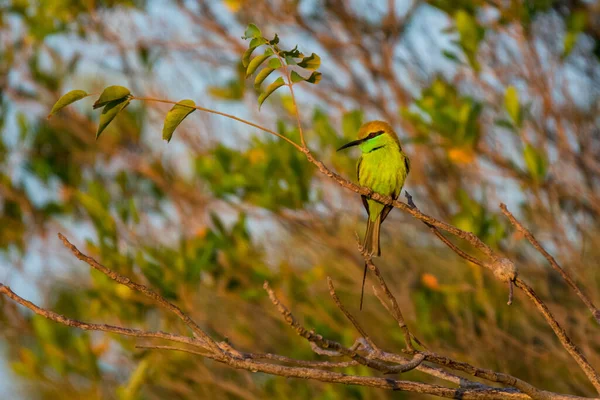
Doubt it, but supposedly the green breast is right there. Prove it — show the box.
[357,146,408,220]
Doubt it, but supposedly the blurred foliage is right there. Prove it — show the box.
[195,129,313,211]
[402,77,481,164]
[1,0,600,399]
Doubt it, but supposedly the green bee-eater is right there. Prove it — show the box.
[338,121,410,308]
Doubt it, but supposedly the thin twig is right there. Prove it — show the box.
[514,278,600,394]
[145,342,534,399]
[500,203,600,324]
[58,233,224,356]
[244,353,359,369]
[264,281,423,374]
[327,276,379,352]
[420,350,587,400]
[0,284,199,347]
[303,151,496,258]
[365,257,423,350]
[131,96,304,151]
[3,282,584,400]
[405,191,486,268]
[131,97,498,262]
[136,344,213,357]
[278,55,307,149]
[136,345,359,369]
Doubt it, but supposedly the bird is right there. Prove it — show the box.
[337,120,410,309]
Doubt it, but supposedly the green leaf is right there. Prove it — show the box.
[282,45,301,58]
[441,50,460,63]
[242,48,254,68]
[291,70,322,84]
[297,53,321,70]
[47,90,88,118]
[563,12,586,57]
[243,23,262,39]
[162,100,196,142]
[246,52,272,78]
[257,77,285,109]
[495,119,515,131]
[254,68,275,89]
[93,85,131,109]
[523,143,547,183]
[249,37,266,48]
[305,71,321,84]
[504,86,520,126]
[268,58,283,69]
[454,10,484,71]
[563,32,578,58]
[76,191,116,235]
[567,10,587,35]
[269,34,279,45]
[96,97,131,140]
[242,37,268,67]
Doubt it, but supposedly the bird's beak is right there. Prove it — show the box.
[337,138,365,152]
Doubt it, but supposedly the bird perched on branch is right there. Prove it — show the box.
[337,121,410,309]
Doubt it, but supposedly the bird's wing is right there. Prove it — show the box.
[381,153,408,223]
[357,157,370,217]
[380,203,394,223]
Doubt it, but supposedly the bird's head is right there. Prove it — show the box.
[337,120,401,154]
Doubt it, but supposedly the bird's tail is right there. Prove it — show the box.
[363,214,382,257]
[360,214,382,310]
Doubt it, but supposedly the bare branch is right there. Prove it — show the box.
[515,278,600,394]
[364,257,422,350]
[264,281,423,374]
[57,233,224,356]
[500,203,600,324]
[263,281,395,372]
[326,276,379,352]
[405,191,486,268]
[146,343,534,399]
[244,352,359,369]
[420,350,588,400]
[0,283,198,347]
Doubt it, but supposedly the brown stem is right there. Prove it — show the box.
[365,257,422,350]
[500,203,600,324]
[131,96,303,151]
[146,344,535,399]
[0,284,198,347]
[405,191,486,268]
[421,350,586,400]
[264,281,422,374]
[515,278,600,394]
[326,276,379,351]
[57,233,224,356]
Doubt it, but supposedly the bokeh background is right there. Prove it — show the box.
[1,0,600,398]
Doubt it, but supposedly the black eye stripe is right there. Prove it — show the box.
[367,130,385,139]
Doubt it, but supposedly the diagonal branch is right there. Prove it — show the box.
[500,204,600,324]
[264,281,423,374]
[3,280,588,400]
[57,233,224,356]
[140,344,535,399]
[364,257,423,350]
[0,283,198,347]
[131,96,304,151]
[515,278,600,394]
[405,191,486,268]
[326,276,379,352]
[421,350,589,400]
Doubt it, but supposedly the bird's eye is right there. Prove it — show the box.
[368,130,384,139]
